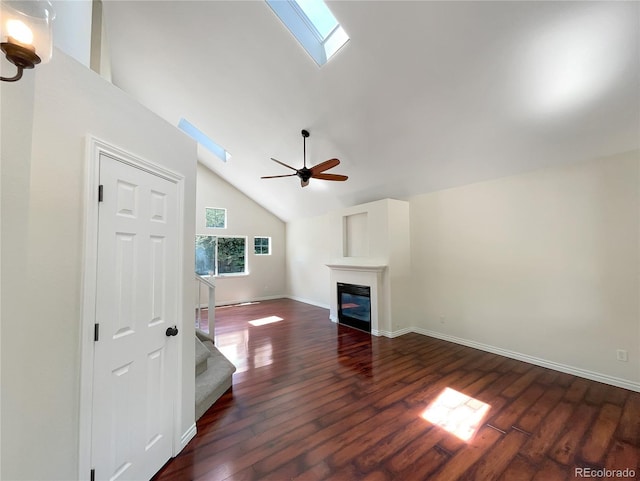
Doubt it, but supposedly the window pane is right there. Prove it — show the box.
[294,0,338,39]
[179,118,231,163]
[206,208,226,229]
[195,235,216,275]
[254,236,271,255]
[217,237,246,274]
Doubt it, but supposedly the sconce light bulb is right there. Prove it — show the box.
[6,19,33,45]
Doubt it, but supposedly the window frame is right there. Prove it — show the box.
[265,0,349,66]
[205,207,227,229]
[195,234,248,277]
[254,236,272,256]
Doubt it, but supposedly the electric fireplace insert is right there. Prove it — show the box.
[337,283,371,333]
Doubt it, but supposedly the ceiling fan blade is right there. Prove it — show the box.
[312,173,348,181]
[270,157,298,171]
[310,158,340,175]
[261,173,298,179]
[301,178,309,187]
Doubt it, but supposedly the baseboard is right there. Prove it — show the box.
[373,327,412,338]
[286,296,330,310]
[413,327,640,393]
[179,423,197,451]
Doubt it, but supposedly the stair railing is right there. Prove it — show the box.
[195,274,216,337]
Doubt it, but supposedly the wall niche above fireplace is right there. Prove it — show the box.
[344,212,368,257]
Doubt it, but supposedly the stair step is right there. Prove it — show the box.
[195,338,210,376]
[195,346,236,420]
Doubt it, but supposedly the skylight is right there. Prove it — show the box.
[266,0,349,66]
[178,118,231,163]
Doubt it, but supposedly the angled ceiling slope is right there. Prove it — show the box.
[103,1,639,222]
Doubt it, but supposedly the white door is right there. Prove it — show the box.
[91,153,179,481]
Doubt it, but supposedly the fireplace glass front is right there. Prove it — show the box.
[337,283,371,333]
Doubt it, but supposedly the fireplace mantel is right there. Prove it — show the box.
[326,263,387,272]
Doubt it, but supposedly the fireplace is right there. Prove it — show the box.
[337,283,371,333]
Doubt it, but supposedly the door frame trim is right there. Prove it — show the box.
[79,136,186,480]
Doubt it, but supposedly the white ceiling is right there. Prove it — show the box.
[102,0,639,222]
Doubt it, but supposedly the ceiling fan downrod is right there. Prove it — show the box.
[301,129,309,169]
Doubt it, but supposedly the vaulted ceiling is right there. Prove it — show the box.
[103,1,639,222]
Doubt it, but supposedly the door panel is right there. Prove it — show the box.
[92,154,178,481]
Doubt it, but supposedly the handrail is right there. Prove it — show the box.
[195,275,216,338]
[196,274,216,289]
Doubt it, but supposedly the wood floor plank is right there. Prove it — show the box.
[604,440,639,480]
[387,426,447,473]
[497,456,537,481]
[617,393,640,446]
[564,377,590,403]
[360,470,391,481]
[292,461,332,481]
[151,299,640,481]
[394,445,448,480]
[427,425,503,481]
[585,381,609,406]
[550,403,598,465]
[491,383,545,432]
[467,430,529,481]
[303,403,406,469]
[252,406,377,477]
[511,401,573,464]
[531,459,568,481]
[354,417,432,472]
[580,403,623,464]
[516,385,564,434]
[501,367,542,398]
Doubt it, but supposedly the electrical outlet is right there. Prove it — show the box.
[616,349,628,362]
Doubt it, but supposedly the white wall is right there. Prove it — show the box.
[286,213,331,308]
[0,59,36,481]
[410,151,640,387]
[387,199,412,332]
[52,0,93,67]
[196,164,286,305]
[1,49,197,480]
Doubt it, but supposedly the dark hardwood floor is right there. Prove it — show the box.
[153,299,640,481]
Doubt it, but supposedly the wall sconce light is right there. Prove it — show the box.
[0,0,55,82]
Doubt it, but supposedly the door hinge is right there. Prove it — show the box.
[90,468,95,481]
[98,185,104,202]
[94,323,100,342]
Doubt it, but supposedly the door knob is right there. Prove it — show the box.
[165,326,179,337]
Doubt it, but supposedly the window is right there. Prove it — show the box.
[195,235,247,276]
[266,0,349,66]
[254,236,271,255]
[206,208,227,229]
[178,118,232,162]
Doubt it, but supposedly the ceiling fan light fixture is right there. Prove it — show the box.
[262,129,348,188]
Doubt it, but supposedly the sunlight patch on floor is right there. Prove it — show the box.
[249,315,284,327]
[421,387,490,442]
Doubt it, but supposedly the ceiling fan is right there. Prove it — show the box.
[262,129,348,188]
